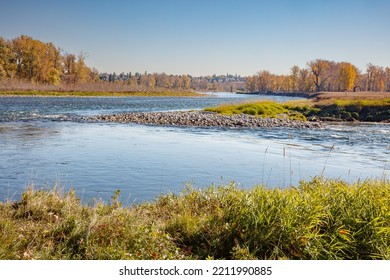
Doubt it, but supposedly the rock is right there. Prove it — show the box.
[91,111,322,129]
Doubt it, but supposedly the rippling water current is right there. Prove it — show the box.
[0,93,389,203]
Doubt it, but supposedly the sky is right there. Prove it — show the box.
[1,0,390,76]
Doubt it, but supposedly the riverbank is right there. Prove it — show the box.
[206,97,390,123]
[0,90,204,97]
[239,91,314,99]
[91,111,322,129]
[1,177,389,260]
[240,91,390,101]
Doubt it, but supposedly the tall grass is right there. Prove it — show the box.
[1,177,389,260]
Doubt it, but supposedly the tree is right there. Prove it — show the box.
[256,70,272,92]
[308,59,332,92]
[297,69,313,92]
[182,75,191,89]
[48,68,61,85]
[0,37,17,78]
[0,64,5,80]
[339,62,357,91]
[386,67,390,92]
[63,53,76,83]
[74,53,90,83]
[246,76,256,92]
[290,65,300,92]
[366,63,386,92]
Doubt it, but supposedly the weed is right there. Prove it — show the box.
[1,178,389,259]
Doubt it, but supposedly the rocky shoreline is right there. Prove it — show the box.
[90,111,322,129]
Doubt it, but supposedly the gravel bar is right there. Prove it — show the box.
[90,111,322,129]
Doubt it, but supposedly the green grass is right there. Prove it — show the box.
[1,177,389,260]
[310,99,390,121]
[0,90,203,97]
[205,101,308,121]
[205,99,390,122]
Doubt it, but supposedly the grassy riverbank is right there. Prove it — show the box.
[1,177,389,260]
[205,94,390,122]
[205,101,308,121]
[0,90,203,97]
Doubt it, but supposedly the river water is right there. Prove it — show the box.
[0,93,389,203]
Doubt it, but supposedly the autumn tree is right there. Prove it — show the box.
[74,53,90,83]
[246,76,256,92]
[256,70,272,92]
[63,53,76,83]
[386,67,390,92]
[339,62,358,91]
[0,35,94,86]
[290,65,300,92]
[308,59,333,92]
[0,37,16,78]
[366,63,386,92]
[182,75,191,89]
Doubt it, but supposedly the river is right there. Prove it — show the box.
[0,93,389,203]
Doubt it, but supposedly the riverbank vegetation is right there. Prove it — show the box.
[0,177,389,260]
[0,35,243,93]
[2,35,390,95]
[205,94,390,122]
[246,60,390,94]
[205,101,308,121]
[0,90,202,97]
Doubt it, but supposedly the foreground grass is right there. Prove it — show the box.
[1,177,389,260]
[205,97,390,122]
[0,90,203,97]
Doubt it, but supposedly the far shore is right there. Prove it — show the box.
[240,91,390,100]
[2,89,390,100]
[0,90,205,97]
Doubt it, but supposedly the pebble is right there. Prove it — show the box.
[90,111,322,129]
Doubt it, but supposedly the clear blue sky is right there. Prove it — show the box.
[1,0,389,76]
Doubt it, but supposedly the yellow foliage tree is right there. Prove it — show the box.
[339,62,357,91]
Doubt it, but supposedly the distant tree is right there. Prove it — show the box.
[245,76,256,92]
[297,68,313,92]
[182,75,191,89]
[339,62,358,91]
[74,53,90,83]
[290,65,300,92]
[256,70,272,92]
[0,37,16,78]
[63,53,76,83]
[308,59,332,92]
[366,63,386,91]
[48,68,61,85]
[386,67,390,92]
[0,64,5,80]
[89,67,100,82]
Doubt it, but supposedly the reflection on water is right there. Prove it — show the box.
[0,94,389,203]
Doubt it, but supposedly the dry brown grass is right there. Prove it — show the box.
[0,78,192,93]
[315,92,390,103]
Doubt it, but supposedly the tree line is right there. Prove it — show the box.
[99,72,245,92]
[246,59,390,93]
[2,35,389,93]
[0,35,99,85]
[0,35,243,92]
